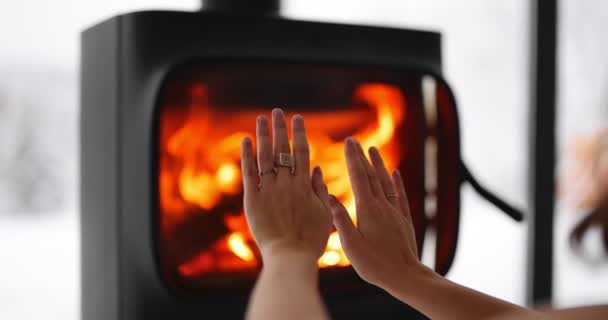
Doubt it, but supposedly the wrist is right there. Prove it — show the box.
[385,263,439,300]
[261,243,319,278]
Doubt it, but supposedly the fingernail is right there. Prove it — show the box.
[345,137,355,146]
[293,114,305,129]
[315,166,323,178]
[243,137,252,146]
[369,146,378,157]
[272,108,284,116]
[257,115,266,125]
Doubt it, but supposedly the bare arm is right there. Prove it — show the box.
[387,266,536,320]
[329,138,538,320]
[490,306,608,320]
[241,109,332,320]
[247,251,328,320]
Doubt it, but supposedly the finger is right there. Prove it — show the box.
[311,166,329,208]
[345,138,374,202]
[256,115,275,184]
[354,140,383,197]
[329,195,362,248]
[292,114,310,178]
[392,170,418,256]
[392,169,411,221]
[369,146,398,206]
[272,108,292,177]
[241,137,259,195]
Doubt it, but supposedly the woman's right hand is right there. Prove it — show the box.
[329,137,432,294]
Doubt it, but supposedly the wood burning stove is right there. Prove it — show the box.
[81,1,520,319]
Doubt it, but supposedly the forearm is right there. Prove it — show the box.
[544,306,608,319]
[246,252,329,320]
[387,266,538,320]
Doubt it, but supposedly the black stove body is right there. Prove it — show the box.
[80,3,456,319]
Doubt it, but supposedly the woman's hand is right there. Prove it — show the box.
[328,138,430,293]
[240,108,333,266]
[242,109,331,320]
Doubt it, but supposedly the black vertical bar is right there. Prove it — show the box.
[527,0,558,305]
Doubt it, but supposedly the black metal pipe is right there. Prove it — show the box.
[202,0,280,15]
[526,0,558,306]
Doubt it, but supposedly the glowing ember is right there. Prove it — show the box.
[160,83,406,277]
[319,251,341,267]
[228,232,255,262]
[327,232,341,250]
[216,163,241,193]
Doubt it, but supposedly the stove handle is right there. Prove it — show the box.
[459,160,525,222]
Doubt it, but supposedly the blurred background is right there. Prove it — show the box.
[0,0,606,318]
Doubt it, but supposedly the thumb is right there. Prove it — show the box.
[329,195,362,249]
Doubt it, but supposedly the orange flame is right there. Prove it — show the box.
[160,83,406,276]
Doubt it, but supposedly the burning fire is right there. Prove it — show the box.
[160,83,406,277]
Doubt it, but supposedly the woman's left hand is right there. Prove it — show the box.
[240,108,333,266]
